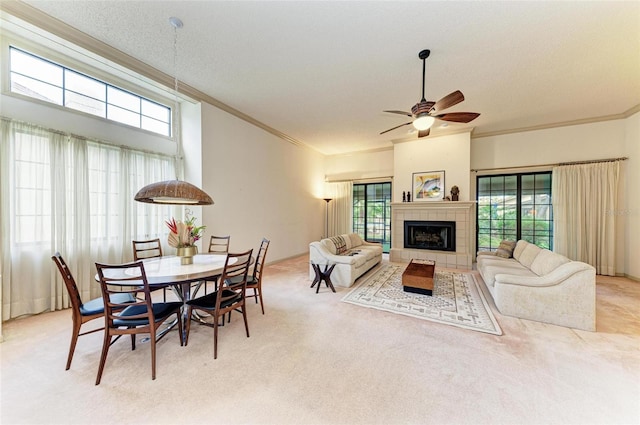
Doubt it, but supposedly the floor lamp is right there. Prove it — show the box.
[323,198,332,238]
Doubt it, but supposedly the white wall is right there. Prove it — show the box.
[470,120,626,170]
[394,132,472,203]
[324,148,394,182]
[199,103,326,262]
[624,112,640,280]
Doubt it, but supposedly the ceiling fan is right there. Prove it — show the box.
[380,49,480,138]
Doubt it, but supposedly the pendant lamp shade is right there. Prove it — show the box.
[134,180,213,205]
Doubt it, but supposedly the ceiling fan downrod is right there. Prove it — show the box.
[419,49,430,102]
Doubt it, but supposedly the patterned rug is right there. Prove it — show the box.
[342,264,502,335]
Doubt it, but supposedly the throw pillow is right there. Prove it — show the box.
[495,240,517,258]
[329,235,348,255]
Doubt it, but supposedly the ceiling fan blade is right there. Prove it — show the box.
[383,110,413,117]
[418,128,430,138]
[380,122,412,135]
[432,90,464,112]
[434,112,480,123]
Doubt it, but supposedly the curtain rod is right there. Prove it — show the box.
[471,157,628,173]
[325,176,394,183]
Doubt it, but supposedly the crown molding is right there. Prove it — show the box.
[472,104,640,139]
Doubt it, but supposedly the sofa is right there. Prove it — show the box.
[477,240,596,331]
[309,233,383,288]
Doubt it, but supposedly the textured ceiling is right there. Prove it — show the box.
[8,1,640,155]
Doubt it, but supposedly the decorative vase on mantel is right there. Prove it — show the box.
[176,246,198,265]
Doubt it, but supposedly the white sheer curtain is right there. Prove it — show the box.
[325,181,353,236]
[1,119,178,321]
[552,161,620,275]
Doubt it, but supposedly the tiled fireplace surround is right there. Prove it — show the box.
[389,201,476,269]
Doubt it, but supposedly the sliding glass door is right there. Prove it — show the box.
[476,172,553,251]
[353,182,392,253]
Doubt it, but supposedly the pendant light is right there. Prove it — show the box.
[134,16,213,206]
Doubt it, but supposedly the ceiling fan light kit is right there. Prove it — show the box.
[381,49,480,138]
[412,115,435,131]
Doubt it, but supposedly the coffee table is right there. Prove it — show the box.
[402,259,435,295]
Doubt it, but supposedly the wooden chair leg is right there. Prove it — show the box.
[242,305,250,338]
[258,289,265,315]
[150,331,157,380]
[213,313,220,359]
[95,333,111,385]
[66,320,82,370]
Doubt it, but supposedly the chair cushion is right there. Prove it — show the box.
[113,302,181,327]
[225,275,258,288]
[187,289,242,310]
[80,293,135,316]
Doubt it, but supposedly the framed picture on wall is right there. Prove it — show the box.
[412,170,445,201]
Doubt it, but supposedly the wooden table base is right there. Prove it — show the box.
[311,263,336,293]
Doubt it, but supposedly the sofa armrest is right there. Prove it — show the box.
[361,240,382,247]
[309,242,357,265]
[495,261,595,287]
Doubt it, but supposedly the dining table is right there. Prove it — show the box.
[98,253,236,342]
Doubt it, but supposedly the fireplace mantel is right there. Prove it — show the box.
[390,202,476,269]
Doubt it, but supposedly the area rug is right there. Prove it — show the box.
[342,265,502,335]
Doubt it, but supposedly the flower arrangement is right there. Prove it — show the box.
[165,215,206,248]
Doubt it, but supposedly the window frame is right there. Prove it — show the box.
[8,46,172,137]
[476,171,553,251]
[353,182,392,253]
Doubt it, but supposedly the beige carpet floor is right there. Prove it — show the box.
[1,255,639,425]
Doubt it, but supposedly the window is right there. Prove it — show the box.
[9,47,171,137]
[476,172,553,251]
[353,182,392,252]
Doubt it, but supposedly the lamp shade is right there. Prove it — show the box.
[134,180,213,205]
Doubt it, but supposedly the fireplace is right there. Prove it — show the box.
[404,220,456,252]
[391,202,474,268]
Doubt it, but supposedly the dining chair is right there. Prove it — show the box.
[225,237,270,314]
[94,261,183,385]
[193,235,231,297]
[132,238,167,301]
[184,249,253,359]
[51,253,136,371]
[208,235,231,254]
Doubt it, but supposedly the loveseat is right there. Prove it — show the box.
[477,240,596,331]
[309,233,383,288]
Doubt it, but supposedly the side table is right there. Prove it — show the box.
[310,262,336,293]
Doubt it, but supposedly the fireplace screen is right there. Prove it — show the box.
[404,220,456,252]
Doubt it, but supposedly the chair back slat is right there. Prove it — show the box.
[95,262,154,326]
[208,235,231,254]
[217,249,252,307]
[132,239,163,260]
[253,238,270,281]
[52,252,84,310]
